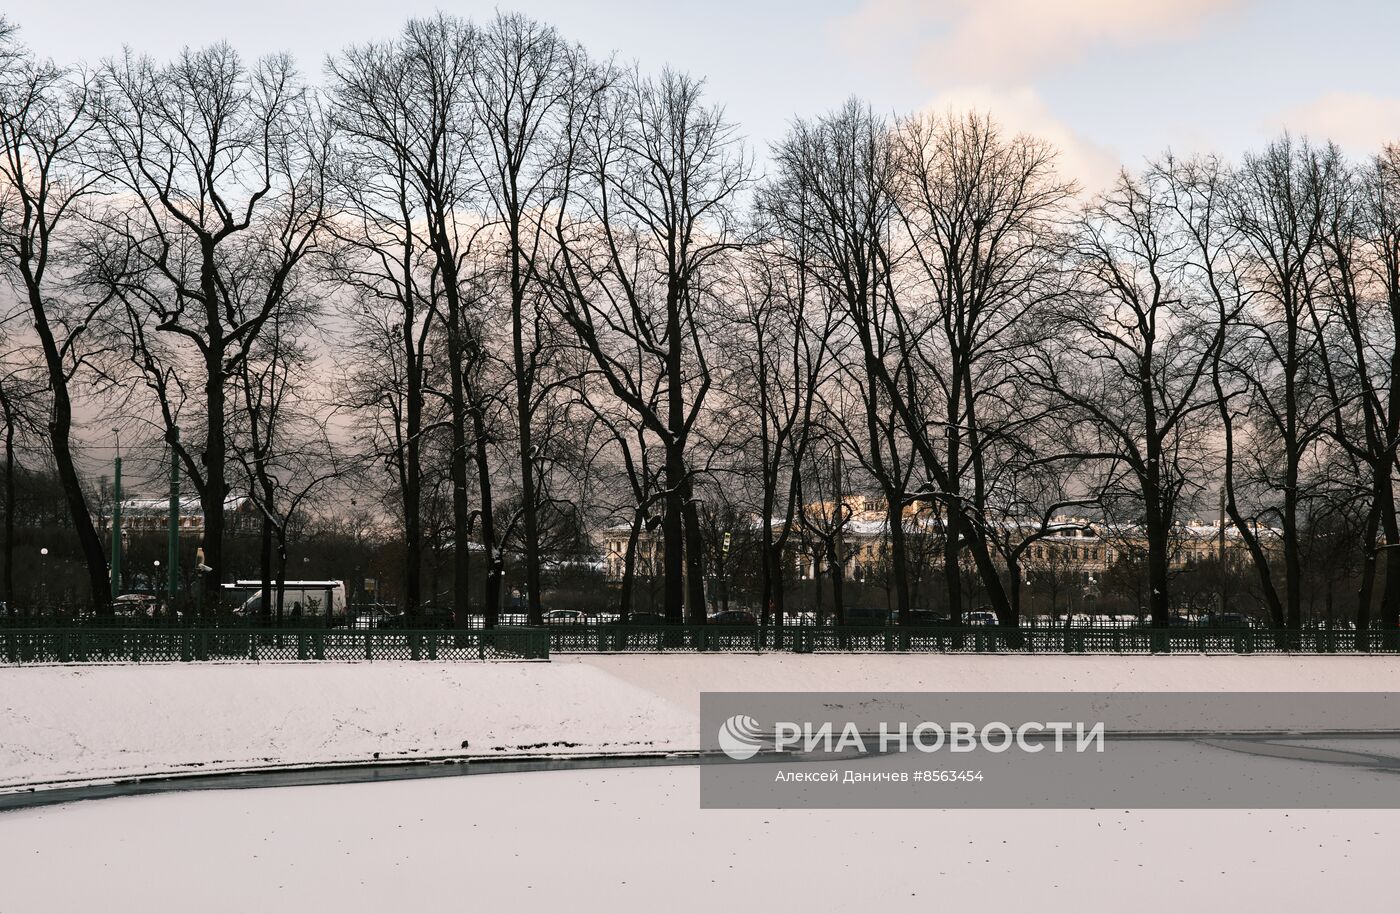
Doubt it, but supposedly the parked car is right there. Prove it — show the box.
[903,610,950,625]
[377,607,455,629]
[965,610,998,626]
[543,609,586,624]
[707,609,757,625]
[844,606,889,626]
[1206,612,1255,628]
[346,607,395,629]
[611,612,668,625]
[111,593,156,621]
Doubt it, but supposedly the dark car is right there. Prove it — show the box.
[1206,612,1254,628]
[903,610,950,626]
[608,612,669,625]
[844,606,889,626]
[707,610,757,625]
[377,607,455,629]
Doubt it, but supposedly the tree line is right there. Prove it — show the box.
[1,13,1397,631]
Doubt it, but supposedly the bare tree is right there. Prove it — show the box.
[766,101,916,623]
[1224,138,1342,629]
[891,111,1075,626]
[0,25,110,608]
[1314,146,1400,635]
[550,67,748,623]
[0,348,43,613]
[230,301,343,623]
[470,12,591,626]
[88,45,329,607]
[721,235,836,628]
[1031,163,1219,628]
[329,15,496,625]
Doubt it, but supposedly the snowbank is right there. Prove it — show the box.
[0,662,694,790]
[5,654,1400,790]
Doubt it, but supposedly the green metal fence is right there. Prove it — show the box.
[545,624,1400,655]
[0,627,551,664]
[3,624,1394,662]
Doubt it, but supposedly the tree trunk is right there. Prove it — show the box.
[758,507,774,627]
[682,491,707,624]
[471,399,501,628]
[886,496,911,625]
[200,251,228,614]
[507,219,544,627]
[402,305,423,619]
[259,515,273,626]
[1376,470,1400,631]
[1144,488,1172,628]
[943,508,963,623]
[30,294,108,612]
[619,511,642,622]
[662,445,685,624]
[448,357,470,629]
[827,537,846,626]
[2,401,13,615]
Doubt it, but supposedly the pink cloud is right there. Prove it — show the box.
[921,85,1122,192]
[1272,92,1400,154]
[835,0,1246,83]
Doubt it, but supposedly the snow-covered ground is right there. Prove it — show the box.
[1,766,1395,913]
[5,654,1400,790]
[0,661,695,789]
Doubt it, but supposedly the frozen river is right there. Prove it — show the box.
[2,764,1397,913]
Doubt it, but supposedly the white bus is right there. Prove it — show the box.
[222,580,347,623]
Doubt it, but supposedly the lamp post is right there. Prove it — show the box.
[167,425,179,608]
[110,428,122,604]
[153,560,161,619]
[39,547,48,613]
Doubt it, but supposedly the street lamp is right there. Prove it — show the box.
[39,547,49,611]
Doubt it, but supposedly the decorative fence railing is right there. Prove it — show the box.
[3,624,1395,663]
[545,624,1400,655]
[0,627,551,664]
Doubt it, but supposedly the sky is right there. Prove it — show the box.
[5,0,1400,191]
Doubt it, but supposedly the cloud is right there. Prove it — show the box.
[1271,92,1400,154]
[835,0,1245,83]
[921,85,1122,193]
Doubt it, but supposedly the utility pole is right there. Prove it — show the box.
[832,442,846,625]
[1217,486,1227,616]
[110,429,122,603]
[168,427,179,608]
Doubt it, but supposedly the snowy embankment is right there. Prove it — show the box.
[0,661,693,790]
[4,654,1400,791]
